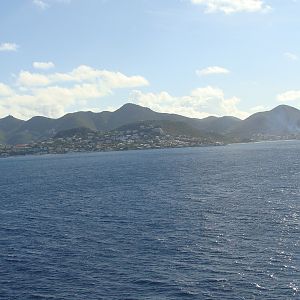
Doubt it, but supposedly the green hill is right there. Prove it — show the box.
[1,103,299,145]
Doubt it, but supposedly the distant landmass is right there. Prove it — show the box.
[1,103,300,146]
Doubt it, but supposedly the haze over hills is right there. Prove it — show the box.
[0,103,300,145]
[229,105,300,138]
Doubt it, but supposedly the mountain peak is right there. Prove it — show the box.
[271,104,299,113]
[1,115,20,121]
[116,103,151,113]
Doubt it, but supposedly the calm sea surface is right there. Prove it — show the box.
[0,141,299,299]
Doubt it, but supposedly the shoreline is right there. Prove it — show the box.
[1,138,300,159]
[0,142,224,159]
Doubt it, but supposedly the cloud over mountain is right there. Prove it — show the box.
[131,86,248,119]
[277,90,300,102]
[0,65,149,119]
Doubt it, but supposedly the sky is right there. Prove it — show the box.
[0,0,300,120]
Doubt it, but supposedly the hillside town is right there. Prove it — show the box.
[0,124,224,157]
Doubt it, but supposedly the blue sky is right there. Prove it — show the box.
[0,0,300,120]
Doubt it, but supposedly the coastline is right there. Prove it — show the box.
[2,138,300,159]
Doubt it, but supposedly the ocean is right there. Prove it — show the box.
[0,141,299,299]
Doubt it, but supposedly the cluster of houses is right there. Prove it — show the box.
[0,124,224,157]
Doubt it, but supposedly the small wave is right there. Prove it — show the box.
[289,282,299,293]
[255,283,267,290]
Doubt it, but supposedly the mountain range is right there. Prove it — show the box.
[1,103,300,145]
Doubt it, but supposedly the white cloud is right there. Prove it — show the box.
[33,61,55,70]
[196,66,230,76]
[191,0,271,14]
[250,105,266,112]
[0,83,15,97]
[284,52,299,61]
[277,90,300,102]
[0,43,18,52]
[33,0,49,9]
[17,65,149,88]
[0,83,110,120]
[33,0,71,9]
[131,86,249,119]
[0,65,149,119]
[18,71,51,87]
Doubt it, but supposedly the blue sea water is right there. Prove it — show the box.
[0,141,299,299]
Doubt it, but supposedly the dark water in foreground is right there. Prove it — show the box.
[0,141,299,299]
